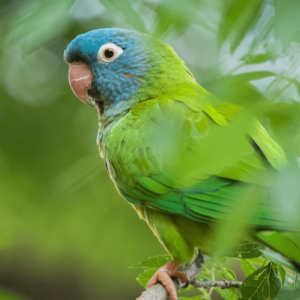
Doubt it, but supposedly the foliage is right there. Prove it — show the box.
[239,263,281,300]
[0,0,299,299]
[134,252,297,300]
[226,241,265,259]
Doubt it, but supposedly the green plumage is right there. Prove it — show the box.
[100,82,299,265]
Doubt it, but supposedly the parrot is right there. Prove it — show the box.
[64,28,300,300]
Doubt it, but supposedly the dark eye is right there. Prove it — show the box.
[103,48,115,60]
[97,43,123,63]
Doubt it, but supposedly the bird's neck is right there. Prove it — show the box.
[95,43,196,125]
[96,99,133,158]
[95,54,197,157]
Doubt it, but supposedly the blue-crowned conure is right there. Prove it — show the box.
[64,28,300,300]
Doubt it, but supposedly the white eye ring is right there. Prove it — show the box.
[97,43,123,63]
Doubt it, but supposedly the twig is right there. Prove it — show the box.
[192,279,242,289]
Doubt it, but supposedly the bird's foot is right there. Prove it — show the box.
[147,260,188,300]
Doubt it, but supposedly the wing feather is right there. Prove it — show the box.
[105,84,291,230]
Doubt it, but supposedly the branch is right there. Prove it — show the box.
[136,253,242,300]
[137,253,207,300]
[193,279,242,289]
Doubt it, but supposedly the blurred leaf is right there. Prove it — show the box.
[149,0,215,39]
[260,249,297,272]
[4,48,63,104]
[213,186,266,261]
[0,223,16,251]
[292,79,300,98]
[231,71,277,81]
[226,242,264,259]
[284,273,297,289]
[242,259,257,277]
[248,256,268,266]
[222,268,237,280]
[278,265,286,286]
[177,283,198,294]
[274,288,300,300]
[4,0,74,54]
[129,254,171,268]
[241,53,274,64]
[100,0,148,34]
[215,287,240,300]
[209,257,229,268]
[273,0,300,50]
[178,296,204,300]
[218,0,264,53]
[197,266,214,281]
[136,268,157,288]
[0,288,27,300]
[240,263,281,300]
[202,73,272,109]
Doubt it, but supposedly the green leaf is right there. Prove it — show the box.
[274,288,300,300]
[278,265,286,286]
[201,73,273,109]
[241,53,274,65]
[222,268,237,280]
[218,0,265,52]
[260,249,297,272]
[149,0,215,39]
[215,287,240,300]
[232,71,277,82]
[248,257,268,267]
[3,0,74,54]
[209,257,228,269]
[136,268,157,288]
[129,254,172,268]
[273,0,300,50]
[289,78,300,98]
[240,263,281,300]
[197,273,213,282]
[242,259,257,277]
[99,0,148,34]
[178,296,204,300]
[226,241,265,259]
[177,284,197,294]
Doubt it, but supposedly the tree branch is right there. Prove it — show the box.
[136,253,242,300]
[193,279,242,289]
[136,253,207,300]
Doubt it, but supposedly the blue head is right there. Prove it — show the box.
[64,28,194,112]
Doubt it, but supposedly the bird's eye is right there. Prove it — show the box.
[104,48,115,59]
[97,43,123,63]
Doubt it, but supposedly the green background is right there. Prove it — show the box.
[0,0,300,299]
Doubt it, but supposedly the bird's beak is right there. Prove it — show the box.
[68,61,94,105]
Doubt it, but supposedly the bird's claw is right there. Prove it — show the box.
[182,279,190,288]
[147,260,188,300]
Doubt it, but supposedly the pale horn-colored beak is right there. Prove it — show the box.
[68,61,94,105]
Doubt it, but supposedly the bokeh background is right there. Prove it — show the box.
[0,0,300,299]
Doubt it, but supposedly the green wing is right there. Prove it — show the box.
[105,83,290,230]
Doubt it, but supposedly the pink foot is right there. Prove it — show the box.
[147,260,188,300]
